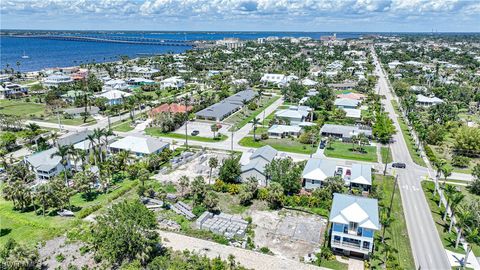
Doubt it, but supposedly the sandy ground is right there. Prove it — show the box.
[250,210,327,261]
[38,236,98,269]
[153,151,228,184]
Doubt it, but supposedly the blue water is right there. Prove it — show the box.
[1,31,364,72]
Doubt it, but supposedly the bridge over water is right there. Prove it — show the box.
[3,34,196,47]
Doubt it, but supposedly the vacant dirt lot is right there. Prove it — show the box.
[251,210,327,261]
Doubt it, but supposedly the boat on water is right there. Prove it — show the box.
[21,51,29,59]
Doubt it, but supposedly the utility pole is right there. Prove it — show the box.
[231,128,234,151]
[387,174,398,218]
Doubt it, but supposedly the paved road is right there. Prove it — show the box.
[372,48,451,270]
[159,231,326,270]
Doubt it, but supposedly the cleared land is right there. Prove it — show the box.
[239,136,317,155]
[324,141,377,162]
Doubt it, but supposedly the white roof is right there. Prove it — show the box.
[343,108,361,118]
[416,94,443,104]
[275,109,309,119]
[95,90,132,100]
[109,136,169,155]
[268,124,302,134]
[301,78,317,86]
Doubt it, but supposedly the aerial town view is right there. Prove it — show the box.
[0,1,479,270]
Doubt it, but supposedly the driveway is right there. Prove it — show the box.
[159,231,327,270]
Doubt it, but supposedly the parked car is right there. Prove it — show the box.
[392,162,406,169]
[191,130,199,136]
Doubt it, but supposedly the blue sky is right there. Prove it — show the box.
[1,0,479,32]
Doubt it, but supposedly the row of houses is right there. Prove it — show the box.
[238,145,378,259]
[24,131,169,180]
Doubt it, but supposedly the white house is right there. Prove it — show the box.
[109,136,170,157]
[335,98,360,109]
[24,148,70,180]
[416,94,444,107]
[42,74,73,88]
[95,90,132,106]
[0,82,28,99]
[274,106,312,125]
[129,67,159,79]
[261,73,287,87]
[329,193,379,258]
[267,125,302,138]
[160,76,185,89]
[301,78,318,86]
[103,79,129,91]
[240,146,277,186]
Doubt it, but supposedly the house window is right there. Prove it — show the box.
[362,241,370,249]
[349,222,358,232]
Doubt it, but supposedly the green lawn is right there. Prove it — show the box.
[0,100,46,117]
[239,136,317,155]
[397,117,426,167]
[324,141,377,162]
[371,175,415,270]
[112,119,135,132]
[421,181,470,253]
[317,259,348,270]
[43,116,96,126]
[0,180,138,247]
[225,96,280,130]
[145,127,228,142]
[381,146,393,164]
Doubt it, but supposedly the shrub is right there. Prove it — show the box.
[259,247,271,254]
[213,180,226,192]
[227,183,240,195]
[424,145,437,164]
[55,253,65,262]
[257,188,268,200]
[451,155,470,168]
[248,102,258,111]
[192,205,206,216]
[77,204,102,218]
[260,133,269,140]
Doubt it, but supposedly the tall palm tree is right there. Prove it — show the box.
[208,157,218,185]
[448,192,465,232]
[35,184,51,216]
[455,208,474,249]
[87,134,98,165]
[442,184,457,221]
[51,145,72,186]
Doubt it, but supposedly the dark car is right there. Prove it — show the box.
[319,140,326,149]
[191,130,199,136]
[392,162,406,169]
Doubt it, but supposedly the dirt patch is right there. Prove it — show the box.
[250,209,327,261]
[38,236,98,269]
[153,151,228,185]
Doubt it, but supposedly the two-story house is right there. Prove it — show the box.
[24,148,70,180]
[329,193,379,259]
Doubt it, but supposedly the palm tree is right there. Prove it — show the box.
[442,184,457,221]
[448,192,465,232]
[208,157,218,184]
[87,134,98,165]
[179,175,189,196]
[51,145,73,186]
[35,184,51,216]
[252,117,260,141]
[455,208,474,249]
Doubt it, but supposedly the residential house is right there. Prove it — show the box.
[61,90,86,103]
[95,89,132,106]
[0,82,28,99]
[328,82,358,91]
[320,124,372,141]
[109,136,170,157]
[240,146,277,186]
[267,124,302,138]
[62,106,100,118]
[329,193,379,258]
[148,103,192,118]
[342,108,361,120]
[126,77,155,86]
[160,76,185,89]
[195,89,256,121]
[274,105,312,125]
[336,93,365,100]
[301,78,317,86]
[334,98,360,109]
[24,148,70,180]
[128,67,159,79]
[42,74,74,88]
[416,94,444,107]
[103,79,129,91]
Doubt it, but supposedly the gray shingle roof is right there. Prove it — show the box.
[196,89,256,120]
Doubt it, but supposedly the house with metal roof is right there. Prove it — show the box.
[334,98,360,109]
[109,135,170,157]
[416,94,444,107]
[63,106,100,118]
[320,124,372,141]
[195,89,256,121]
[95,89,132,106]
[24,147,70,180]
[342,108,361,119]
[240,145,277,186]
[302,158,372,192]
[267,124,302,138]
[329,193,379,258]
[274,105,312,125]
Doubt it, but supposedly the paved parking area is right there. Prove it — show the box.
[173,120,231,138]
